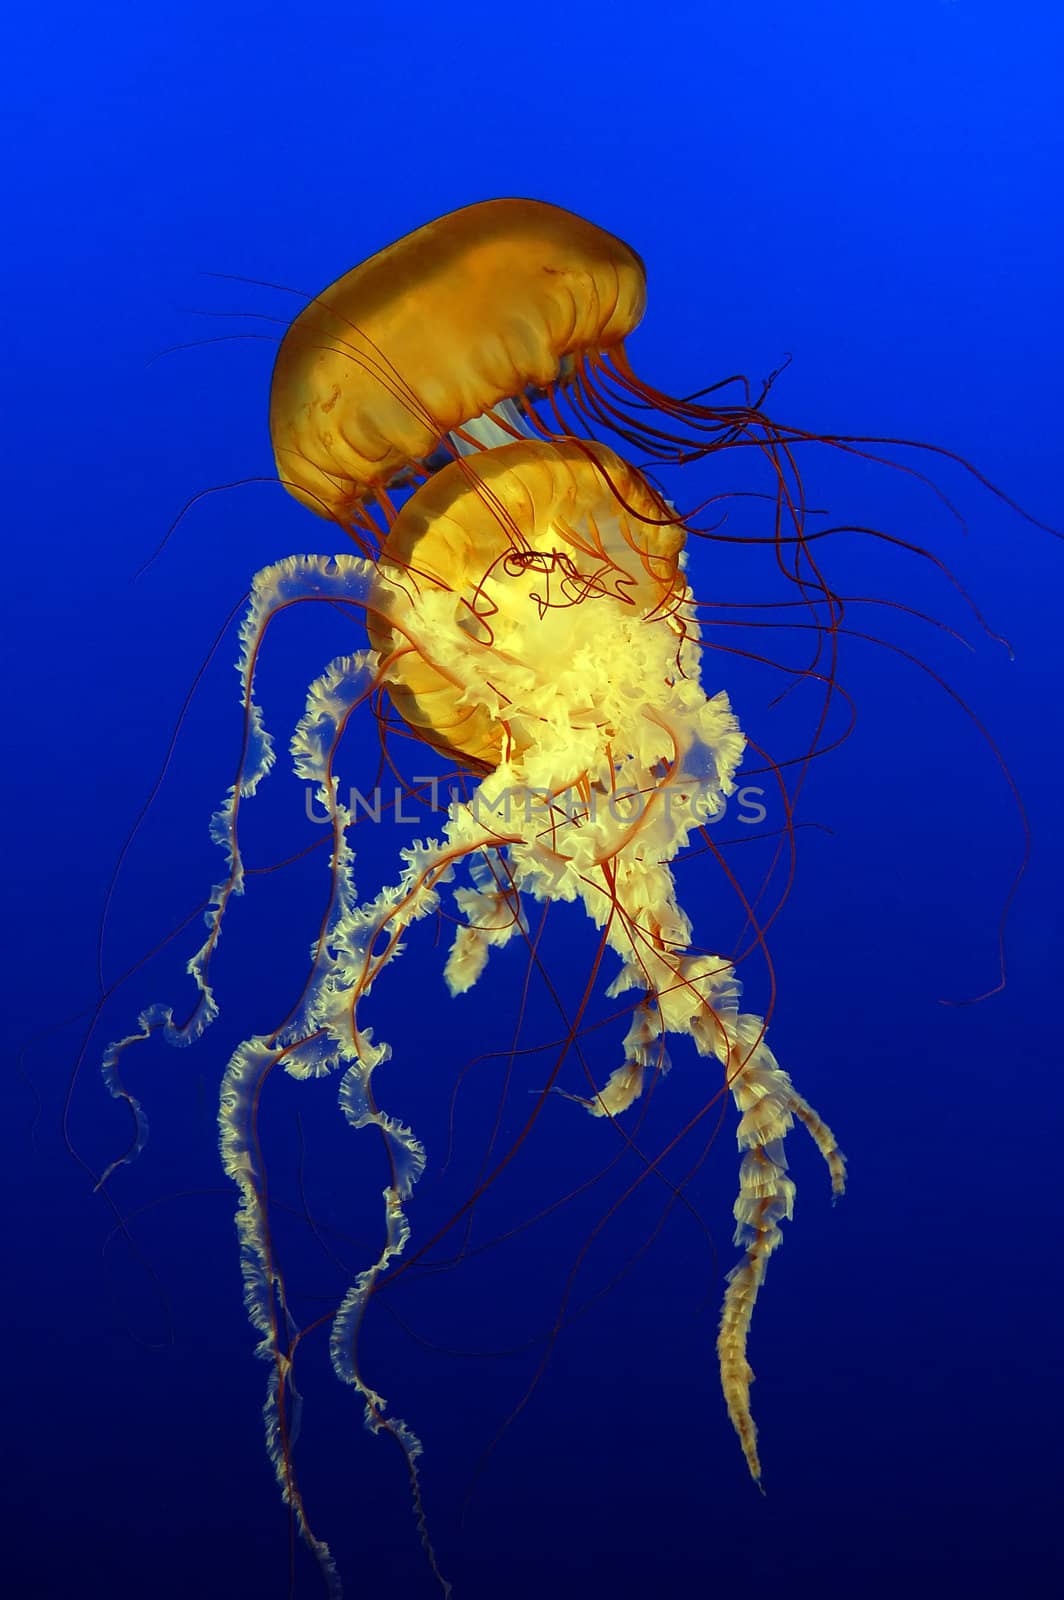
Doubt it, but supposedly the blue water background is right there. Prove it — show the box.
[2,4,1061,1596]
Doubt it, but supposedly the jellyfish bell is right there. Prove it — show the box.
[367,431,735,1010]
[365,436,688,773]
[269,198,646,531]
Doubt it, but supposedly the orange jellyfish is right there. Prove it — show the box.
[99,199,1036,1594]
[360,433,849,1491]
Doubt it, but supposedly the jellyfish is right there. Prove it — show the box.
[98,198,1039,1595]
[359,432,849,1491]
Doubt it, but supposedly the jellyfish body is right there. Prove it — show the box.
[363,430,847,1485]
[269,198,645,526]
[101,201,855,1594]
[366,436,686,769]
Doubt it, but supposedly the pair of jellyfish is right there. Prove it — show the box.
[100,197,997,1595]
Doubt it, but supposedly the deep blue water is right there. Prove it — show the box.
[3,4,1062,1597]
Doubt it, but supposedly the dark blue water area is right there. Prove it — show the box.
[2,4,1062,1598]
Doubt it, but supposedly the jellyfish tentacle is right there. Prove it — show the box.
[306,837,472,1598]
[444,846,528,995]
[483,764,843,1491]
[603,928,844,1488]
[219,1032,342,1597]
[712,1011,845,1486]
[216,611,382,1599]
[96,1006,166,1188]
[100,566,373,1591]
[182,550,374,1037]
[97,554,374,1183]
[715,1024,797,1489]
[286,644,497,1595]
[216,632,445,1595]
[786,1086,847,1198]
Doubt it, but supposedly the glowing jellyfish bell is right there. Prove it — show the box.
[268,197,648,535]
[102,199,851,1595]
